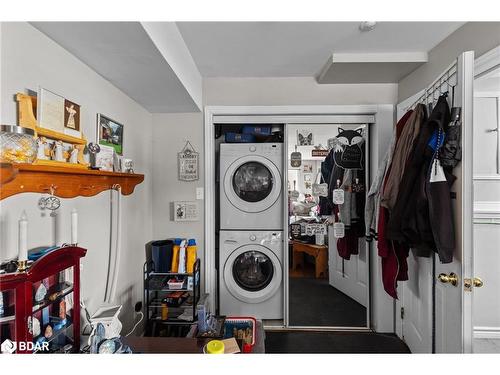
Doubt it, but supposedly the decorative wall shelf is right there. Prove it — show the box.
[0,163,144,200]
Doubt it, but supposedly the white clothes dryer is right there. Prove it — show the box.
[219,143,283,230]
[219,230,283,319]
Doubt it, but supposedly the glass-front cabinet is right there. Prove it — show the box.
[0,246,86,354]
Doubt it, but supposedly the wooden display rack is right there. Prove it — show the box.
[16,93,88,169]
[0,94,145,199]
[0,163,144,199]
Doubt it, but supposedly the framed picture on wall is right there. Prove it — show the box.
[38,87,82,138]
[64,99,80,132]
[97,114,124,155]
[297,129,314,146]
[302,162,313,173]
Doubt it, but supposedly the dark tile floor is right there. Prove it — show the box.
[265,331,411,353]
[289,277,366,327]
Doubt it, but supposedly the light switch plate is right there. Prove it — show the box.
[196,187,204,200]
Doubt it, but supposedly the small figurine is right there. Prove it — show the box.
[87,142,100,169]
[51,141,65,162]
[36,137,49,160]
[59,299,67,321]
[35,282,48,303]
[69,145,78,164]
[44,324,53,339]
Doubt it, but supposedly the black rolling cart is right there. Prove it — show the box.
[143,258,201,337]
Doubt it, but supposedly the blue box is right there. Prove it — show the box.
[225,133,256,143]
[242,125,272,136]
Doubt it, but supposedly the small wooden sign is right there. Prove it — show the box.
[311,149,329,158]
[178,141,199,181]
[305,223,327,236]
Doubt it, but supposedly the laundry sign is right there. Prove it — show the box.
[305,223,327,236]
[178,141,199,181]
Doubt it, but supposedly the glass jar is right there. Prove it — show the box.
[0,125,37,163]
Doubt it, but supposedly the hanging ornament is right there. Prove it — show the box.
[290,145,302,168]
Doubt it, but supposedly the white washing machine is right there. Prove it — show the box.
[220,143,283,230]
[219,230,283,319]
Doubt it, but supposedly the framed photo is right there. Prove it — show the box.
[97,114,124,155]
[173,201,199,222]
[38,88,65,133]
[38,88,82,138]
[64,99,80,131]
[297,129,313,146]
[302,162,313,173]
[95,145,114,172]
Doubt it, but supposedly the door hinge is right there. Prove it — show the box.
[400,307,405,320]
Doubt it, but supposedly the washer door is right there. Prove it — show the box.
[224,155,282,213]
[224,244,282,304]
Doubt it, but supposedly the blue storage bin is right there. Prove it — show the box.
[242,125,272,136]
[225,133,256,143]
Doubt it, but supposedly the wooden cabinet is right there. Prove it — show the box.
[0,246,86,353]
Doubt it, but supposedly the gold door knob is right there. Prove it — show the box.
[473,277,483,288]
[438,272,458,286]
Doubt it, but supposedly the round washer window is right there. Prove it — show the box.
[232,162,273,203]
[232,250,274,292]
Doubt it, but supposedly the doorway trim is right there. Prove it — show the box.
[204,105,395,332]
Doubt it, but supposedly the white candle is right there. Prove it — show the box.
[18,211,28,261]
[71,208,78,245]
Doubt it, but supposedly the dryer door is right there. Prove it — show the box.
[224,244,282,304]
[223,155,282,213]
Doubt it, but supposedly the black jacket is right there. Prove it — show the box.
[387,95,456,263]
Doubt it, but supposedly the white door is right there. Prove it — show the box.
[328,230,368,307]
[396,51,475,353]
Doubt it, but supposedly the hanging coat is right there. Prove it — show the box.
[386,96,449,242]
[380,104,426,211]
[365,110,413,241]
[375,110,413,299]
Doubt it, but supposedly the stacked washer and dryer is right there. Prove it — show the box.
[219,143,284,319]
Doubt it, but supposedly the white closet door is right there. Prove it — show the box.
[395,51,475,353]
[328,230,368,307]
[434,50,475,354]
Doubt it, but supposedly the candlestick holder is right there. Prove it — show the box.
[17,260,28,272]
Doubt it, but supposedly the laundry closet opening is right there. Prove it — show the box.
[287,123,369,329]
[210,113,377,330]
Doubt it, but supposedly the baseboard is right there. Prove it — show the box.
[474,326,500,339]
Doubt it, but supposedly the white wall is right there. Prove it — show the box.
[204,77,398,106]
[398,22,500,102]
[151,113,205,288]
[0,22,153,331]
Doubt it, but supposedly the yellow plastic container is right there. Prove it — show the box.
[206,340,225,354]
[171,238,181,272]
[186,239,197,274]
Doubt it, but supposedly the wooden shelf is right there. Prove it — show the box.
[0,163,144,200]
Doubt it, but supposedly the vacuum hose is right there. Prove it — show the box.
[104,185,122,303]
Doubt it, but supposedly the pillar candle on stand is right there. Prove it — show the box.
[18,211,28,262]
[71,208,78,245]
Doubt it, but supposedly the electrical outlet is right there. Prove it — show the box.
[196,187,204,200]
